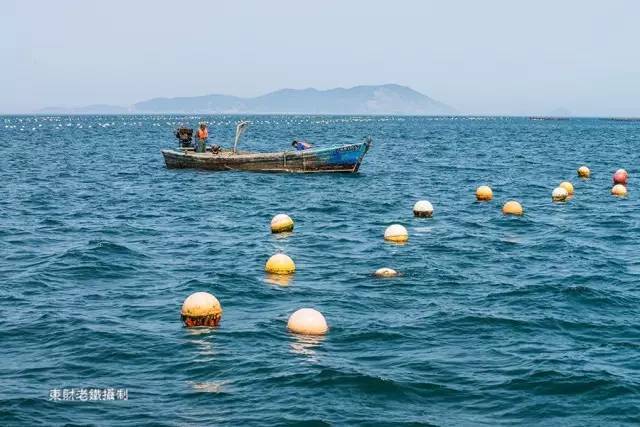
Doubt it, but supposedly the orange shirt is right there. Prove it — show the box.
[197,128,208,139]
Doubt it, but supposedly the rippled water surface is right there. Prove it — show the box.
[1,115,639,425]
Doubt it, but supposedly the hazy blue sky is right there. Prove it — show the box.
[2,0,639,115]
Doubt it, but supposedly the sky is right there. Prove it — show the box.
[1,0,639,115]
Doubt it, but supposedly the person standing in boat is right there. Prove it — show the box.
[195,122,208,152]
[291,140,312,151]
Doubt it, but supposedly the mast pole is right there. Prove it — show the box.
[233,121,249,154]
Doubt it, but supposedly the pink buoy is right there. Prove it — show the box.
[613,169,628,185]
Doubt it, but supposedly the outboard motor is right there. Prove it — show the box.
[175,127,194,147]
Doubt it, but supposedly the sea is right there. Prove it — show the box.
[1,115,639,426]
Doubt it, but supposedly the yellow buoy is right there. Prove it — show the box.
[287,308,328,335]
[559,181,574,195]
[181,292,223,327]
[384,224,408,243]
[374,267,398,277]
[270,213,294,233]
[476,185,493,201]
[413,200,434,217]
[552,187,568,202]
[502,200,523,216]
[611,184,627,197]
[577,166,590,178]
[265,253,296,274]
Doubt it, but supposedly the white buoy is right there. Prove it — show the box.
[374,267,398,277]
[287,308,328,335]
[270,214,294,233]
[384,224,408,243]
[552,187,568,202]
[611,184,627,197]
[413,200,434,217]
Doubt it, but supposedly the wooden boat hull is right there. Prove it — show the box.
[162,140,371,173]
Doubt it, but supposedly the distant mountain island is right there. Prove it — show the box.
[38,84,456,115]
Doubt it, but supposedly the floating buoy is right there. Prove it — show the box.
[552,187,568,202]
[384,224,408,243]
[265,253,296,274]
[613,169,628,185]
[611,184,627,197]
[375,267,398,277]
[502,200,523,216]
[577,166,590,178]
[181,292,223,327]
[413,200,434,217]
[287,308,328,335]
[559,181,574,195]
[476,185,493,201]
[270,214,294,233]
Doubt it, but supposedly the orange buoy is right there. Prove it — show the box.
[502,200,523,216]
[476,185,493,201]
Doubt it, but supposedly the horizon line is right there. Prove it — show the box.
[2,112,639,120]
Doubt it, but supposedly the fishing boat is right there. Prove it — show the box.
[162,122,371,173]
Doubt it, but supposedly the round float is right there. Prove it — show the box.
[577,166,590,178]
[384,224,409,243]
[287,308,328,335]
[265,253,296,274]
[270,214,294,233]
[611,184,627,197]
[375,267,398,277]
[559,181,574,195]
[502,200,523,216]
[476,186,493,201]
[552,187,568,202]
[413,200,434,217]
[613,169,628,185]
[181,292,223,327]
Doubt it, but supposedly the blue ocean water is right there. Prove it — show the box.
[1,115,639,426]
